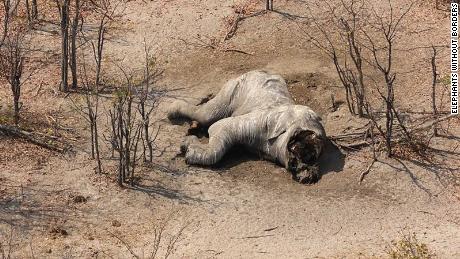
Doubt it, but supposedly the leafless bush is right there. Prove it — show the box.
[108,68,142,186]
[0,226,14,259]
[82,60,103,173]
[1,0,11,48]
[0,24,33,125]
[362,1,414,157]
[108,56,165,185]
[57,0,123,91]
[138,40,164,163]
[85,0,124,86]
[108,213,192,259]
[303,0,415,157]
[302,0,368,117]
[430,46,438,136]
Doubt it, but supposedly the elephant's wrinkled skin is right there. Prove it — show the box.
[168,70,326,184]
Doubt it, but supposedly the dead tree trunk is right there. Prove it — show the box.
[94,18,105,86]
[31,0,38,20]
[58,0,70,92]
[431,46,438,136]
[93,113,102,173]
[69,0,80,89]
[266,0,273,11]
[12,67,21,125]
[25,0,31,24]
[138,43,156,162]
[82,82,102,173]
[1,0,11,47]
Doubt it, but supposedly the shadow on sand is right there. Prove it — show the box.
[205,138,346,182]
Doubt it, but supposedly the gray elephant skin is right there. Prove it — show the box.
[168,70,326,184]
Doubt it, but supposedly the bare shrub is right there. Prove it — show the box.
[0,32,24,125]
[109,79,142,186]
[0,16,35,125]
[303,0,416,157]
[362,1,414,157]
[0,225,15,259]
[81,59,103,173]
[302,0,368,117]
[1,0,11,48]
[386,232,435,259]
[108,213,192,259]
[137,40,164,163]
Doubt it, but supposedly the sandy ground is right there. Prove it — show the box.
[1,0,460,258]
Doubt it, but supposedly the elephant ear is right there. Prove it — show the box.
[267,121,287,141]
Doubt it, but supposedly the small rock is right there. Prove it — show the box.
[112,220,121,227]
[50,226,68,237]
[73,195,87,203]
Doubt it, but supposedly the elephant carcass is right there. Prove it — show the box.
[168,70,326,184]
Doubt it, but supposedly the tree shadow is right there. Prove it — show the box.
[377,145,460,196]
[126,183,201,204]
[126,163,204,204]
[0,184,69,231]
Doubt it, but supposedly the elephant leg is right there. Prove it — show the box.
[183,120,236,165]
[167,79,240,127]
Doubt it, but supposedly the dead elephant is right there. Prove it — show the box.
[168,70,326,184]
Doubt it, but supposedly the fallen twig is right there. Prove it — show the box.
[0,124,70,153]
[107,230,140,259]
[223,48,254,55]
[237,234,275,239]
[223,10,266,41]
[329,114,457,152]
[359,157,377,183]
[409,114,456,134]
[263,226,278,232]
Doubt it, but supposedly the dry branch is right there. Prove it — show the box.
[329,114,457,152]
[223,10,265,41]
[0,124,70,152]
[359,157,377,183]
[409,114,456,134]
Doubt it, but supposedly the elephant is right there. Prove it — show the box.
[168,70,326,184]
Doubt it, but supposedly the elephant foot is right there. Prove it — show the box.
[180,135,200,154]
[187,121,209,138]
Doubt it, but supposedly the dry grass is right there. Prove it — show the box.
[386,232,435,259]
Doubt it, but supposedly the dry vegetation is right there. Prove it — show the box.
[386,232,435,259]
[0,0,459,258]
